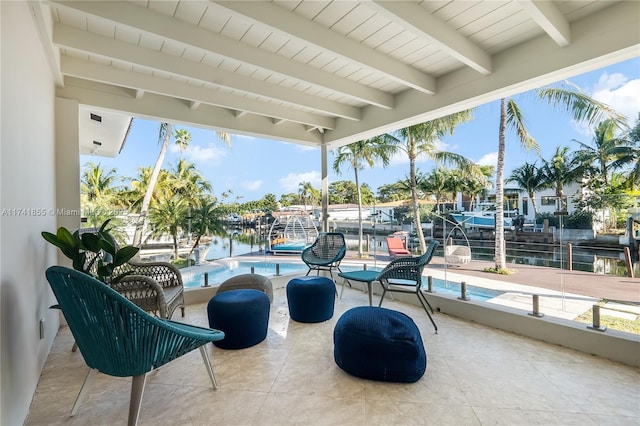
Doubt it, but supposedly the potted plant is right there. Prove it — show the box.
[42,219,139,283]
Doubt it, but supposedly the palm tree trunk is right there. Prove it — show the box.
[354,168,364,257]
[529,192,539,216]
[172,233,179,260]
[495,99,507,269]
[409,141,426,252]
[133,123,172,249]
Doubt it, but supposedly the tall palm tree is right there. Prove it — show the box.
[384,110,476,252]
[132,122,173,248]
[492,86,625,270]
[506,162,546,216]
[174,128,191,157]
[333,137,395,257]
[132,126,230,249]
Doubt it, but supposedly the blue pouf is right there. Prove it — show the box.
[207,289,270,349]
[334,306,426,383]
[286,276,335,323]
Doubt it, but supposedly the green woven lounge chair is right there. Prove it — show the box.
[338,240,440,333]
[45,266,225,426]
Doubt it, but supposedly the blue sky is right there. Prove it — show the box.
[84,57,640,203]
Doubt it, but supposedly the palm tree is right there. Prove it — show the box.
[572,119,632,187]
[384,110,477,252]
[541,146,580,211]
[168,159,213,206]
[333,137,395,257]
[492,86,626,270]
[80,162,118,204]
[417,168,450,213]
[297,181,318,213]
[148,195,188,260]
[132,126,230,249]
[132,122,173,248]
[506,162,546,216]
[461,164,494,211]
[188,197,226,257]
[174,128,191,157]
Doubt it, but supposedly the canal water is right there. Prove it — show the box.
[202,233,629,276]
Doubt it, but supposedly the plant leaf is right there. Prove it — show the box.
[81,233,102,252]
[113,246,139,267]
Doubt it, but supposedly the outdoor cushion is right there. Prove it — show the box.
[286,276,335,323]
[207,289,270,349]
[334,306,426,383]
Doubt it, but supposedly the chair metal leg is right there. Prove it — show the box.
[128,374,147,426]
[377,287,389,308]
[417,292,438,334]
[71,368,98,416]
[199,345,218,390]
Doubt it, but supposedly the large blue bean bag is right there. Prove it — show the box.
[207,289,270,349]
[286,276,335,323]
[333,306,427,383]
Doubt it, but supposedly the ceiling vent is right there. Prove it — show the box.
[90,113,102,122]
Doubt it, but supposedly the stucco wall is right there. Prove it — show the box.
[1,2,60,424]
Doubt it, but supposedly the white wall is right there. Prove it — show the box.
[0,2,60,424]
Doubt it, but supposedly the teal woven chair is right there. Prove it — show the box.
[338,240,440,333]
[45,266,225,426]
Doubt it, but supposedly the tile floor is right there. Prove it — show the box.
[26,285,640,425]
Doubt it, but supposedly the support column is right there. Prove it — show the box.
[54,98,81,263]
[321,143,329,232]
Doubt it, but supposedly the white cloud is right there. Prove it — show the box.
[242,180,263,191]
[476,152,498,167]
[591,74,640,124]
[278,171,321,193]
[182,144,229,166]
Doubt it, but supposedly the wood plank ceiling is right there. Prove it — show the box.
[33,1,640,155]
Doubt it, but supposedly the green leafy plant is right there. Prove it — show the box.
[42,219,139,283]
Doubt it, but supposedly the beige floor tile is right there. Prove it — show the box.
[25,285,640,426]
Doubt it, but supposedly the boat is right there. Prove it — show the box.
[267,212,319,254]
[449,203,519,230]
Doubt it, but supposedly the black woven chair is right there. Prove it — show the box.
[301,232,347,282]
[338,240,440,333]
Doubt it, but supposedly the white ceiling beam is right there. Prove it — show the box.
[48,0,393,109]
[57,77,323,145]
[28,1,64,86]
[368,0,492,75]
[213,1,436,94]
[60,56,337,130]
[53,25,358,122]
[517,0,571,47]
[325,0,639,148]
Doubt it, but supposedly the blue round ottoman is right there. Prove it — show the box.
[286,276,335,323]
[207,289,270,349]
[333,306,426,383]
